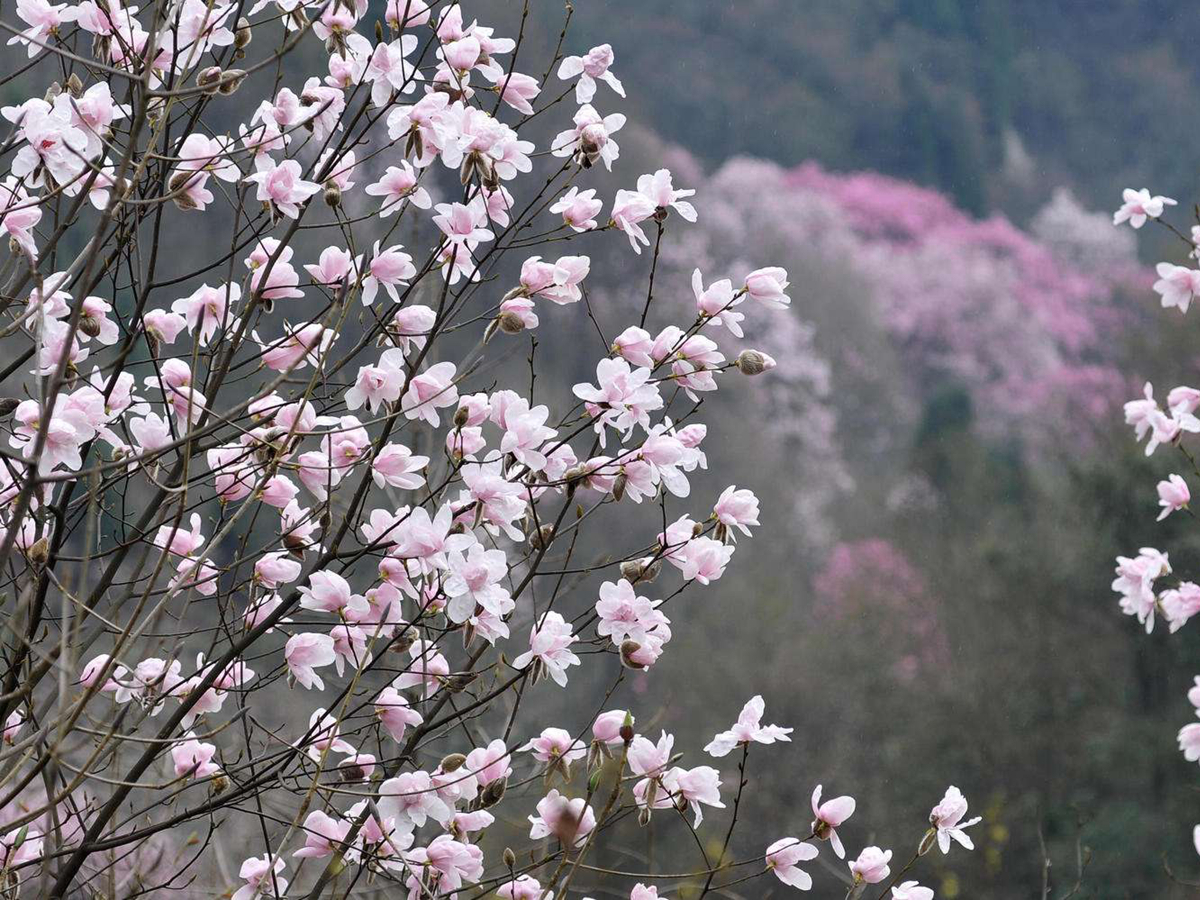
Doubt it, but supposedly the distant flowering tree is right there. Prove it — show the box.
[0,1,972,897]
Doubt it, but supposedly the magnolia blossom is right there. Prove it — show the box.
[1112,546,1171,632]
[1113,187,1176,228]
[1157,474,1190,521]
[810,785,856,859]
[891,883,935,900]
[232,856,287,900]
[929,786,982,854]
[285,633,336,690]
[528,789,596,848]
[705,695,792,757]
[850,846,892,884]
[171,735,220,779]
[512,611,580,687]
[1153,263,1200,314]
[557,44,624,103]
[550,186,603,231]
[247,159,320,219]
[765,837,819,890]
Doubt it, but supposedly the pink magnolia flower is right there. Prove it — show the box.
[492,71,541,115]
[402,361,459,426]
[743,266,791,309]
[346,349,406,412]
[552,103,624,170]
[365,36,420,106]
[1180,723,1200,762]
[1153,263,1200,313]
[153,512,205,557]
[0,177,42,259]
[465,738,512,788]
[232,855,287,900]
[9,0,78,57]
[9,99,90,191]
[1157,474,1190,521]
[714,486,760,537]
[375,686,423,741]
[1112,546,1171,632]
[810,784,856,858]
[378,770,453,831]
[293,810,350,859]
[610,188,657,252]
[573,358,663,446]
[593,709,631,745]
[304,246,355,287]
[595,579,668,645]
[246,159,320,219]
[629,886,661,900]
[299,570,369,618]
[512,611,580,687]
[850,846,892,884]
[365,162,431,216]
[765,837,819,890]
[929,786,982,854]
[637,169,697,221]
[171,735,220,779]
[1162,582,1200,633]
[372,443,428,490]
[520,727,587,767]
[550,186,602,231]
[171,282,239,346]
[891,882,935,900]
[666,764,724,826]
[528,789,596,848]
[1113,187,1176,228]
[434,201,493,250]
[285,633,336,690]
[143,309,187,345]
[557,44,624,104]
[361,241,416,305]
[705,695,793,757]
[497,875,546,900]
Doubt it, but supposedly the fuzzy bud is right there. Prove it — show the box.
[480,777,507,808]
[234,16,252,48]
[26,537,49,567]
[502,847,516,870]
[735,349,775,376]
[619,640,644,670]
[497,310,525,335]
[529,523,554,551]
[65,72,83,97]
[439,753,467,773]
[217,69,247,96]
[197,66,223,94]
[323,180,342,208]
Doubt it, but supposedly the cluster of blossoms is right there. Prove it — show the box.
[0,0,973,896]
[1114,187,1200,860]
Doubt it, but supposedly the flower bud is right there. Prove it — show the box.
[620,557,661,584]
[197,66,223,94]
[79,315,101,338]
[323,180,342,208]
[917,827,938,857]
[735,349,774,376]
[612,472,627,502]
[529,524,554,551]
[497,310,525,335]
[619,640,644,670]
[480,776,507,808]
[44,82,62,103]
[234,16,252,48]
[439,752,467,773]
[0,398,20,419]
[391,625,418,654]
[444,671,477,693]
[26,537,49,567]
[502,847,516,870]
[217,69,247,96]
[65,72,83,97]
